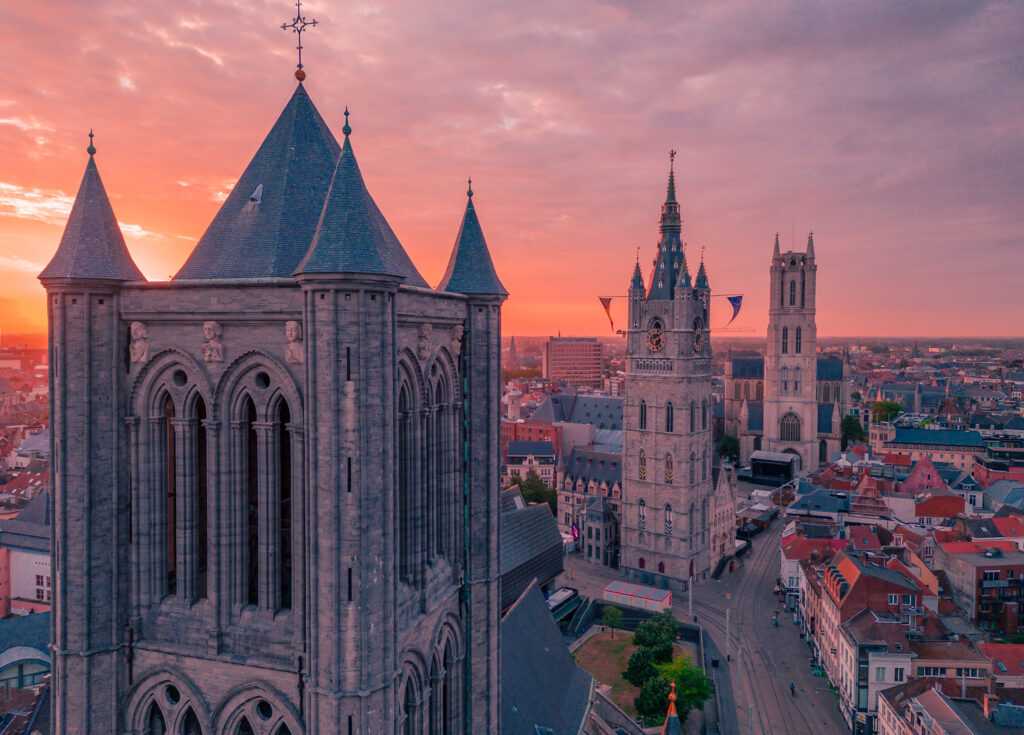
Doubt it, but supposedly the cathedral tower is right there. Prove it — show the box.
[620,159,730,588]
[42,82,505,734]
[763,233,819,470]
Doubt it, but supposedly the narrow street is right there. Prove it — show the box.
[564,521,849,734]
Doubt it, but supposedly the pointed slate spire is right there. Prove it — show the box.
[39,135,144,282]
[661,682,684,735]
[647,154,684,300]
[630,258,645,291]
[437,179,507,296]
[806,230,815,259]
[675,248,692,291]
[773,232,781,262]
[296,115,428,284]
[176,83,342,279]
[695,256,709,290]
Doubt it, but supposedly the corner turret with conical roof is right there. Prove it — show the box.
[39,135,144,282]
[176,83,341,279]
[629,259,645,292]
[647,153,684,300]
[295,111,427,284]
[437,179,507,296]
[772,232,781,263]
[806,230,815,261]
[695,256,709,291]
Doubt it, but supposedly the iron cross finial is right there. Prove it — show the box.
[281,0,318,81]
[670,149,677,165]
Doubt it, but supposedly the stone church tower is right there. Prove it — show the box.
[763,233,820,471]
[41,78,505,734]
[620,162,733,589]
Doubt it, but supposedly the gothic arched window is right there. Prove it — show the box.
[782,327,789,354]
[734,382,741,400]
[794,367,801,395]
[639,557,646,570]
[277,400,293,610]
[400,679,418,735]
[664,503,673,535]
[236,718,255,735]
[782,367,789,394]
[702,400,708,430]
[638,450,647,480]
[689,453,695,484]
[658,561,666,574]
[665,402,674,433]
[780,413,801,442]
[665,454,674,484]
[795,327,802,354]
[639,400,647,430]
[195,397,208,601]
[163,394,176,598]
[148,703,167,735]
[688,504,695,549]
[182,709,202,735]
[756,381,764,401]
[398,382,415,584]
[244,396,259,606]
[789,280,796,306]
[823,383,831,402]
[689,401,696,432]
[702,450,708,481]
[638,499,646,530]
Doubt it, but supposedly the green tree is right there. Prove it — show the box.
[502,367,541,383]
[634,675,672,726]
[518,469,556,512]
[840,415,867,450]
[632,611,678,650]
[657,654,713,724]
[872,400,902,423]
[716,434,740,464]
[898,358,910,369]
[624,647,658,687]
[851,390,861,401]
[601,606,623,637]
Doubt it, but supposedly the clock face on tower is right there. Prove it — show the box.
[646,323,665,352]
[693,318,705,351]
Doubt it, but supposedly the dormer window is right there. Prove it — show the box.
[249,184,263,203]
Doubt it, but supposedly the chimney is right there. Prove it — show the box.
[983,693,998,719]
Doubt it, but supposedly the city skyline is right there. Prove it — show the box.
[1,1,1022,337]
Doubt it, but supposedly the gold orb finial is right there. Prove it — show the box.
[295,68,306,82]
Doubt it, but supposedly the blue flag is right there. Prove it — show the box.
[726,295,743,326]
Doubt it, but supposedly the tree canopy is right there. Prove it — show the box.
[716,434,740,464]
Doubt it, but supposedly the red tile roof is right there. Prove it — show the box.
[938,540,1018,555]
[979,644,1024,678]
[992,516,1024,538]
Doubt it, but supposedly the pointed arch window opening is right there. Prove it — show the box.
[781,413,801,442]
[665,402,674,433]
[689,453,695,485]
[794,367,801,395]
[244,397,259,607]
[398,384,414,584]
[689,402,696,432]
[795,327,802,354]
[782,327,788,355]
[182,708,202,735]
[278,400,293,611]
[236,717,255,735]
[638,498,646,530]
[665,454,674,484]
[701,400,708,430]
[638,450,647,481]
[639,400,647,431]
[734,383,741,400]
[664,503,673,535]
[148,702,167,735]
[789,280,796,306]
[782,367,789,394]
[164,395,177,598]
[195,397,208,601]
[756,381,764,401]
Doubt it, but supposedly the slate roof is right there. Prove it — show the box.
[501,581,593,734]
[295,135,428,284]
[646,165,684,300]
[569,396,622,430]
[746,401,764,432]
[789,488,850,515]
[817,358,844,381]
[500,502,563,613]
[818,403,835,434]
[731,357,764,379]
[0,490,51,553]
[0,611,50,657]
[177,84,342,280]
[890,428,985,448]
[507,440,555,458]
[17,430,49,457]
[563,448,622,487]
[531,394,574,423]
[437,189,506,295]
[39,154,144,282]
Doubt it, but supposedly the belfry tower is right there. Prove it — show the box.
[620,158,731,588]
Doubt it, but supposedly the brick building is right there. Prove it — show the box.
[543,337,603,387]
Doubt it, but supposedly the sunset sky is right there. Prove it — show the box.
[1,1,1021,338]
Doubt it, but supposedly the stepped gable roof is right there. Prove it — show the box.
[817,358,844,381]
[39,146,144,282]
[295,124,427,284]
[437,182,506,295]
[731,356,764,379]
[818,403,835,434]
[564,447,622,487]
[176,84,342,280]
[501,581,593,734]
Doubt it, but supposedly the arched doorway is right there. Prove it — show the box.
[782,447,802,473]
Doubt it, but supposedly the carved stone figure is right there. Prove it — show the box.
[202,320,223,363]
[416,323,432,361]
[285,320,303,364]
[129,321,148,363]
[450,324,464,357]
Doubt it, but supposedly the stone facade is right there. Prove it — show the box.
[42,82,505,735]
[619,164,734,588]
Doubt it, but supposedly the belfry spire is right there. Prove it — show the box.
[648,151,683,300]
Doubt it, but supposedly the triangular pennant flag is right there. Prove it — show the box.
[726,295,743,326]
[598,296,614,331]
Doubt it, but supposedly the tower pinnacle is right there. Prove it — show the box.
[87,129,96,156]
[772,232,781,261]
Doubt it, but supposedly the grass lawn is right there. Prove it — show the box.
[573,632,640,716]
